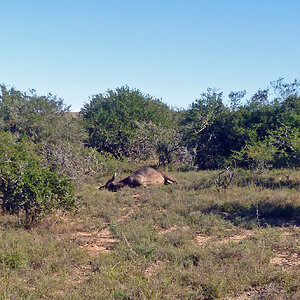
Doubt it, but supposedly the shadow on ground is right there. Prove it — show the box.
[205,201,300,227]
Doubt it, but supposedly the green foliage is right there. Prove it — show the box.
[233,124,300,171]
[1,78,299,180]
[267,125,300,168]
[232,135,278,172]
[182,79,300,169]
[0,251,23,269]
[0,84,102,183]
[81,86,175,158]
[0,85,70,142]
[127,121,160,161]
[0,132,76,226]
[182,89,246,169]
[130,120,189,166]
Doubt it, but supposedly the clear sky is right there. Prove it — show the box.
[1,0,299,111]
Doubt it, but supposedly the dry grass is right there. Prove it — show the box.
[0,168,299,299]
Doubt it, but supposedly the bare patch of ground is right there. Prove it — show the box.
[117,205,140,223]
[195,234,213,246]
[158,225,179,235]
[269,226,300,270]
[218,230,253,244]
[70,263,94,284]
[144,260,165,278]
[270,253,300,270]
[196,229,253,246]
[225,290,257,300]
[158,225,190,235]
[196,226,299,247]
[279,226,300,236]
[70,193,150,255]
[72,227,118,255]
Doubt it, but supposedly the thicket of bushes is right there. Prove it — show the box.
[0,79,299,226]
[0,85,99,225]
[0,132,75,227]
[81,79,300,170]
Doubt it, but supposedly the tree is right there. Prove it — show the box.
[81,86,175,158]
[181,89,245,169]
[0,85,101,183]
[231,79,300,169]
[0,85,70,142]
[229,90,246,111]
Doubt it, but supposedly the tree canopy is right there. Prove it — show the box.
[81,86,176,158]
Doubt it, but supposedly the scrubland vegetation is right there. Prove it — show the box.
[0,79,299,299]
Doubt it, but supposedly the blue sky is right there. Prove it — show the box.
[1,0,299,111]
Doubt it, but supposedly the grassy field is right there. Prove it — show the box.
[0,168,299,299]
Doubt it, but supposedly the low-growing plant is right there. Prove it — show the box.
[0,250,23,269]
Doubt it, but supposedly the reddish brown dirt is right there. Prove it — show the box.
[270,252,300,270]
[196,229,253,246]
[72,227,118,255]
[158,225,189,235]
[71,195,144,255]
[144,260,165,278]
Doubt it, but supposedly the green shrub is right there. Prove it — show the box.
[81,86,175,158]
[0,250,23,269]
[0,132,76,226]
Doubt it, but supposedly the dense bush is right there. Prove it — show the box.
[232,125,300,171]
[0,132,76,226]
[0,84,70,142]
[230,80,300,170]
[0,85,103,183]
[81,86,176,158]
[1,78,299,180]
[182,89,246,169]
[182,79,300,169]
